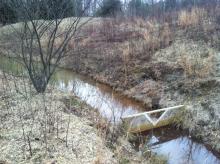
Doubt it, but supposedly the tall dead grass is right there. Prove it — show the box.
[178,7,207,28]
[140,20,172,52]
[179,49,214,78]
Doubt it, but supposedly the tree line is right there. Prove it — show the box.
[0,0,87,25]
[97,0,219,17]
[0,0,219,25]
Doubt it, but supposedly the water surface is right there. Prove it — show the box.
[147,129,220,164]
[54,69,220,164]
[54,69,142,121]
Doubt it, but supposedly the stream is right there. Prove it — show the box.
[1,57,220,164]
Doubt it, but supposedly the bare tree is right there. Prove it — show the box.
[7,0,91,93]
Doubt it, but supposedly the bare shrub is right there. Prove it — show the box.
[4,0,91,93]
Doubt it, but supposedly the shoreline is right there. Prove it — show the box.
[60,62,220,154]
[0,70,167,163]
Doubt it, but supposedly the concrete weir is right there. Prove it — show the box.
[122,105,185,133]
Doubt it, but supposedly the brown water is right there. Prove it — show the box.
[1,57,220,164]
[53,69,146,121]
[53,69,220,164]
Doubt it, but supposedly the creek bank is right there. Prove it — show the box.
[0,72,116,164]
[62,95,168,164]
[0,71,167,164]
[62,39,220,153]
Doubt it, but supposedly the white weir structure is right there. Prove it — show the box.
[122,105,185,133]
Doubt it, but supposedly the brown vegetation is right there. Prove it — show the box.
[1,4,220,162]
[178,8,207,28]
[58,6,220,153]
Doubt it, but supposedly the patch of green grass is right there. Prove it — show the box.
[70,97,82,107]
[119,158,130,164]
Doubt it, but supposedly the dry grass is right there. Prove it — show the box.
[160,23,172,47]
[142,28,160,52]
[178,49,214,78]
[139,20,172,52]
[0,70,116,164]
[178,7,207,28]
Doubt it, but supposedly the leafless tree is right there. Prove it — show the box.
[7,0,91,93]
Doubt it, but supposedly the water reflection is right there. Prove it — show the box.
[54,69,140,121]
[147,135,220,164]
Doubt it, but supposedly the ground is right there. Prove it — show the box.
[0,8,220,161]
[0,72,116,164]
[0,71,167,163]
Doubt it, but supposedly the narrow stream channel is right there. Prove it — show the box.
[1,57,220,164]
[53,69,220,164]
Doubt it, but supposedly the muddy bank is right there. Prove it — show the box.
[62,38,220,153]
